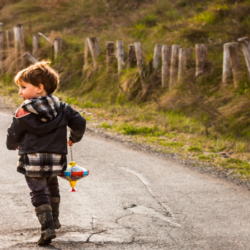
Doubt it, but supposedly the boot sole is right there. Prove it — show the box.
[38,228,56,245]
[43,229,56,241]
[54,222,61,230]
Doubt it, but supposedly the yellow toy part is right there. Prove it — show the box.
[69,180,77,188]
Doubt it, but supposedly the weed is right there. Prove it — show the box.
[198,154,211,161]
[81,101,103,108]
[193,11,216,24]
[159,141,184,147]
[138,14,158,27]
[121,124,154,135]
[99,122,112,129]
[66,97,79,105]
[188,146,202,152]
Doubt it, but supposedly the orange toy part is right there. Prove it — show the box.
[16,108,30,118]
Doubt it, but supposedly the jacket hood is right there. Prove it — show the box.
[21,95,60,122]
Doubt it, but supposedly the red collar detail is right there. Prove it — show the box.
[16,108,30,118]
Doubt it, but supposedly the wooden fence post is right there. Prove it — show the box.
[14,23,25,63]
[153,44,162,71]
[227,42,241,88]
[222,43,232,84]
[19,24,25,54]
[32,34,40,59]
[106,41,114,71]
[128,44,136,68]
[116,40,124,72]
[13,25,20,57]
[195,44,208,77]
[161,45,171,89]
[6,30,14,56]
[178,48,192,81]
[169,45,181,90]
[84,38,89,70]
[134,42,144,81]
[95,38,100,56]
[53,37,63,60]
[86,37,99,70]
[0,31,4,72]
[238,37,250,83]
[23,52,38,64]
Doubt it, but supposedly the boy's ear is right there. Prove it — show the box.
[36,83,44,93]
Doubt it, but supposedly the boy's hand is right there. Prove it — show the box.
[67,140,74,147]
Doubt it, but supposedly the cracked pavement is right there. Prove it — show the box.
[1,111,250,249]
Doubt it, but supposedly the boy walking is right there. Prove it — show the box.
[6,61,86,245]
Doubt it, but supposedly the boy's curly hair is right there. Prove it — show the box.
[14,61,59,95]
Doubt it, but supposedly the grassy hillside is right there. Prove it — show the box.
[1,0,250,178]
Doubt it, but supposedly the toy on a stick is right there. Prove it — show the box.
[59,146,89,192]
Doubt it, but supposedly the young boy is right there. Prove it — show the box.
[6,61,86,245]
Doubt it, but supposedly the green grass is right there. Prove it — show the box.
[99,122,112,129]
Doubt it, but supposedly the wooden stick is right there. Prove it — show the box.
[238,37,250,83]
[153,44,162,71]
[23,52,38,64]
[134,42,144,80]
[38,32,53,45]
[53,37,63,60]
[128,44,136,68]
[0,32,4,72]
[170,45,181,89]
[195,44,208,77]
[161,45,172,88]
[32,34,40,59]
[6,30,14,56]
[116,40,124,72]
[222,43,232,84]
[106,41,114,71]
[87,37,98,70]
[227,42,241,88]
[178,48,192,81]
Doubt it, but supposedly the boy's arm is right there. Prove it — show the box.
[67,105,86,143]
[6,117,26,150]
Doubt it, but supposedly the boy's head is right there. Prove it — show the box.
[15,61,59,100]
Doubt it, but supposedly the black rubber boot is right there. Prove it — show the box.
[50,197,61,229]
[35,204,56,245]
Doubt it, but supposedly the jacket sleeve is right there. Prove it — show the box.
[6,117,26,150]
[67,105,86,143]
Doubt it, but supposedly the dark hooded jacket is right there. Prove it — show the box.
[6,95,86,155]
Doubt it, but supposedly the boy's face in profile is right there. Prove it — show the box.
[18,80,46,101]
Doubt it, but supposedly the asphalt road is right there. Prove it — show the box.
[0,111,250,250]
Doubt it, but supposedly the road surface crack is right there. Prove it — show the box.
[86,229,107,243]
[119,167,171,216]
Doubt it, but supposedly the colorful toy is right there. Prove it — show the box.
[60,161,89,192]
